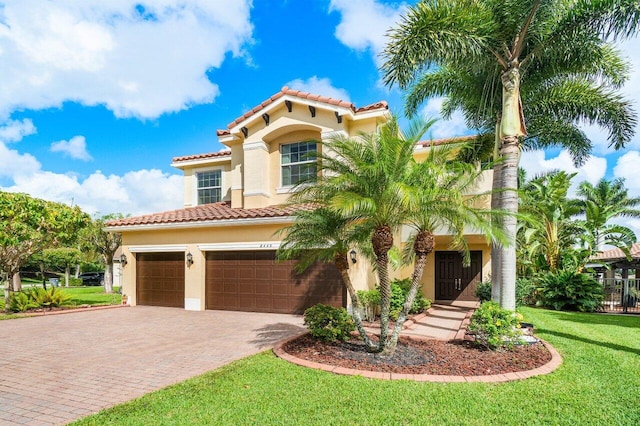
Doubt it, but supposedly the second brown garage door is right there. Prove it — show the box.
[205,251,345,314]
[136,252,185,308]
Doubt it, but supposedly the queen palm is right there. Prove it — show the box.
[577,178,640,254]
[382,0,639,310]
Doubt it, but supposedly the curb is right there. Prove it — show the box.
[20,304,128,318]
[273,333,562,383]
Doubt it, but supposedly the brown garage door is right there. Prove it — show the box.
[136,252,185,308]
[205,251,345,314]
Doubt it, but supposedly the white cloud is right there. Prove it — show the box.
[419,97,470,139]
[1,135,182,216]
[0,141,41,178]
[285,76,351,102]
[5,168,183,217]
[0,118,36,142]
[50,135,92,161]
[520,149,607,195]
[613,150,640,193]
[329,0,404,63]
[0,1,254,120]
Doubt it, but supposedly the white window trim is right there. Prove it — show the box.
[193,167,224,205]
[280,141,317,188]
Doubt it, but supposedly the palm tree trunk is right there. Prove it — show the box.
[383,256,428,356]
[499,136,519,311]
[334,253,375,350]
[491,160,503,303]
[372,225,394,353]
[498,64,526,312]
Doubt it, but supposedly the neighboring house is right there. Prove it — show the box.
[106,87,493,314]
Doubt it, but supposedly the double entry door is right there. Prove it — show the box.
[435,251,482,301]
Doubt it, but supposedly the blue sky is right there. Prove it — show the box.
[1,0,640,235]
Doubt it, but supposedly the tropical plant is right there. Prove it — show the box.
[537,270,605,312]
[382,0,639,310]
[577,178,640,255]
[518,171,584,272]
[8,291,38,312]
[284,116,505,356]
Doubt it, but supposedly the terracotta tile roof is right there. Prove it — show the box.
[106,201,309,228]
[591,243,640,261]
[416,135,477,148]
[172,150,231,163]
[219,86,388,133]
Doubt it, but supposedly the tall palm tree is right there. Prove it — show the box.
[276,207,376,349]
[577,178,640,254]
[382,0,639,310]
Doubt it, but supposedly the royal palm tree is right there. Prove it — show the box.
[382,0,639,310]
[276,207,376,349]
[577,177,640,254]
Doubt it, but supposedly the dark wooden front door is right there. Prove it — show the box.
[435,251,482,301]
[205,251,345,314]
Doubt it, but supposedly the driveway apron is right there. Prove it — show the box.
[0,306,304,425]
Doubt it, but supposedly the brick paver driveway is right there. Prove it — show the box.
[0,306,304,425]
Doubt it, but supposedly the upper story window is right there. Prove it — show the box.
[281,141,317,186]
[197,170,222,205]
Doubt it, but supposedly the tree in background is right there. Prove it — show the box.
[382,0,639,310]
[83,214,124,293]
[0,191,89,311]
[42,248,83,288]
[577,178,640,255]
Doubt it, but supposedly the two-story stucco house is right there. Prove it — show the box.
[106,87,493,314]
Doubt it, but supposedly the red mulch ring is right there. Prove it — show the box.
[282,334,552,376]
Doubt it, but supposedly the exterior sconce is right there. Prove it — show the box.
[120,254,127,266]
[186,252,194,267]
[349,249,357,264]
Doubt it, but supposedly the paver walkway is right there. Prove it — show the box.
[402,302,477,340]
[0,306,304,426]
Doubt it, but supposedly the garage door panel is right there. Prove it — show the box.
[205,251,344,314]
[136,253,184,308]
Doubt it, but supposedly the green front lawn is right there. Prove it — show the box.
[0,286,121,320]
[74,308,640,425]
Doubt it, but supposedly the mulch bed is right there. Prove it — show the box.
[282,334,552,376]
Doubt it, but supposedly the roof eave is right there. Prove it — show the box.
[105,215,295,232]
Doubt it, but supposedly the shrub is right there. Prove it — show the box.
[9,291,38,312]
[538,271,604,312]
[476,279,539,307]
[467,301,521,350]
[475,282,492,303]
[393,278,431,314]
[303,304,355,342]
[356,289,380,322]
[67,277,83,287]
[516,277,538,306]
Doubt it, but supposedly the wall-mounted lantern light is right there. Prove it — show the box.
[120,253,127,266]
[349,249,357,264]
[186,252,194,267]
